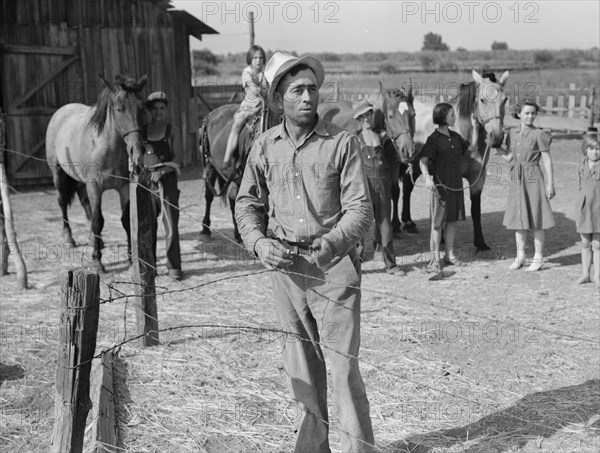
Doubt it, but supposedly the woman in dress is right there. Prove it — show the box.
[494,99,556,271]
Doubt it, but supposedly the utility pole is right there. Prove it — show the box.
[249,11,255,47]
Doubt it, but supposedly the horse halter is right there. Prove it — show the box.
[384,99,414,156]
[122,128,142,139]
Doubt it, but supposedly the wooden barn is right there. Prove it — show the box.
[0,0,218,186]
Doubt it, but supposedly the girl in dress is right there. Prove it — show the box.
[494,100,556,271]
[420,102,478,272]
[575,131,600,287]
[223,45,268,167]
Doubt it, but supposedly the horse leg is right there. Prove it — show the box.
[87,184,106,273]
[118,185,132,264]
[391,177,401,232]
[55,165,78,247]
[228,183,242,243]
[230,197,241,243]
[401,162,420,234]
[75,182,104,250]
[471,191,489,252]
[200,167,215,236]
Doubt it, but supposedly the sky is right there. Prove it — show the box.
[171,0,600,54]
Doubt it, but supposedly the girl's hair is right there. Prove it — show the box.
[512,99,541,119]
[432,102,454,125]
[246,45,266,65]
[582,131,600,155]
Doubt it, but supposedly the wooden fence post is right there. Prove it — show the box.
[50,269,100,453]
[85,351,117,452]
[0,108,27,287]
[129,171,159,346]
[0,108,6,275]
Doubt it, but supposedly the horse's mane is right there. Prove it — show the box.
[88,75,143,133]
[456,81,478,120]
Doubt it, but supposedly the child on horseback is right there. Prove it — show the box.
[222,45,268,168]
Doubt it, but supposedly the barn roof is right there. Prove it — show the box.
[167,9,219,40]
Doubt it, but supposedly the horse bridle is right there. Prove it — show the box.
[122,128,142,139]
[384,99,414,156]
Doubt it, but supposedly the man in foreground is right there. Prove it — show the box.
[235,51,375,452]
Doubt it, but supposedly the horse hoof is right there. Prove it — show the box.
[475,243,491,253]
[200,227,211,236]
[62,233,76,247]
[402,221,419,234]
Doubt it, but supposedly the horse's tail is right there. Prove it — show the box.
[199,114,211,171]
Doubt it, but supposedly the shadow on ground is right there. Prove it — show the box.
[388,379,600,453]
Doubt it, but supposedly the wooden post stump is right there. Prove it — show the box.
[130,170,159,346]
[50,269,100,453]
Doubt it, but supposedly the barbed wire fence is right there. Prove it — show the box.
[1,143,598,451]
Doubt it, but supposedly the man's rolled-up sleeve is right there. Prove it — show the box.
[235,143,269,255]
[321,135,373,256]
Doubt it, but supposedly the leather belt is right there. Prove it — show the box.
[280,239,313,256]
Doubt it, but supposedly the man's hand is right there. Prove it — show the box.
[254,238,293,270]
[310,238,334,268]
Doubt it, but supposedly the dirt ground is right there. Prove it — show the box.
[0,139,598,452]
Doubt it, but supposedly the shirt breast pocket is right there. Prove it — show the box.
[312,173,340,215]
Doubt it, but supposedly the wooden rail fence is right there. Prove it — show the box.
[335,83,598,133]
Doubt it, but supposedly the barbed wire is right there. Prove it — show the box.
[2,143,596,345]
[3,143,595,450]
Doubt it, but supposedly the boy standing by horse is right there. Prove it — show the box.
[235,52,375,452]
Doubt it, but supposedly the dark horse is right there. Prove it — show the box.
[199,104,275,241]
[46,74,147,272]
[392,70,509,251]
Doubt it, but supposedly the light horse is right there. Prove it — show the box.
[395,69,509,251]
[199,103,277,241]
[318,83,416,173]
[46,74,147,272]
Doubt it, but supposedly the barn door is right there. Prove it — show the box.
[0,44,83,186]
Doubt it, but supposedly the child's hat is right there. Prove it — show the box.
[352,99,374,119]
[146,91,168,107]
[264,52,325,110]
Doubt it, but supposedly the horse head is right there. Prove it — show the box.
[97,74,148,170]
[379,82,416,163]
[470,69,509,148]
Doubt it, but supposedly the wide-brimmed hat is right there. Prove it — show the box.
[352,99,374,119]
[264,51,325,110]
[146,91,168,107]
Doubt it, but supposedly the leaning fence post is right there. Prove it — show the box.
[129,168,159,346]
[50,269,100,453]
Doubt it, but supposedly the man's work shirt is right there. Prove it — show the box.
[235,116,373,258]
